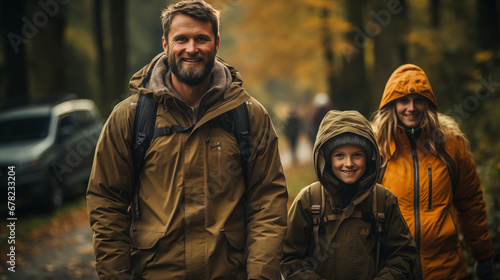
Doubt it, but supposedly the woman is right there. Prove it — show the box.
[371,64,494,279]
[282,110,416,279]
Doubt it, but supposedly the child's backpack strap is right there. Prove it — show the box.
[310,182,325,259]
[309,183,386,269]
[310,182,365,259]
[373,184,386,271]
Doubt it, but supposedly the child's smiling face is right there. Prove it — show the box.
[330,144,367,184]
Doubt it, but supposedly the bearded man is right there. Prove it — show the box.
[87,1,288,279]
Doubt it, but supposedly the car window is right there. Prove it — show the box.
[72,110,97,129]
[0,116,51,144]
[58,114,78,139]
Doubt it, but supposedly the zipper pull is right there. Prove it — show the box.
[411,128,415,141]
[211,142,221,150]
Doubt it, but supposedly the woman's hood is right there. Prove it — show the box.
[313,110,382,202]
[379,64,438,109]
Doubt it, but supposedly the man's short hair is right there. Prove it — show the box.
[161,0,220,41]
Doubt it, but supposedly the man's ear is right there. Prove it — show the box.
[215,36,220,54]
[162,36,168,54]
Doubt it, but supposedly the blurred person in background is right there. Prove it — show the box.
[371,64,494,280]
[308,93,334,146]
[284,109,301,164]
[86,1,287,279]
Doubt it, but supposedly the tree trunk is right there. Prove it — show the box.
[319,6,336,105]
[477,0,499,50]
[107,0,128,115]
[430,0,441,28]
[0,0,29,108]
[372,0,408,102]
[92,0,107,113]
[340,0,369,115]
[28,0,68,101]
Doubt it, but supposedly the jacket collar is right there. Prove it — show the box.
[390,122,430,156]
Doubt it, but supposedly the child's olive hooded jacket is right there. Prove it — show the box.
[282,110,417,280]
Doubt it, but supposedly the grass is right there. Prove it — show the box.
[283,162,317,208]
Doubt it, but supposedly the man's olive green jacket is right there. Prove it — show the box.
[87,54,288,279]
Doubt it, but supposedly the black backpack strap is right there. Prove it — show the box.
[227,101,251,189]
[131,94,158,219]
[153,125,194,138]
[132,94,158,178]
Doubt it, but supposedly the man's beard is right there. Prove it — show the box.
[168,51,216,86]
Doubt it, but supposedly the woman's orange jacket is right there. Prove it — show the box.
[378,64,494,279]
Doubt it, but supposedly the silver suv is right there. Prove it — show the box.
[0,99,103,211]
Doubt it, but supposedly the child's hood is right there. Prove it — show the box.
[313,110,382,204]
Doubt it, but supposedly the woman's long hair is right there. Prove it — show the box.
[371,100,470,167]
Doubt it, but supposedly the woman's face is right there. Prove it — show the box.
[330,144,367,184]
[395,93,426,128]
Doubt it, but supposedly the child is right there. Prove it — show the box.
[281,110,416,279]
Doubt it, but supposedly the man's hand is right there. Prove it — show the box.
[475,257,494,280]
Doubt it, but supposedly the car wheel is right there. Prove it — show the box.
[46,173,64,211]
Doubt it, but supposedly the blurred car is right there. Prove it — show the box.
[0,99,103,211]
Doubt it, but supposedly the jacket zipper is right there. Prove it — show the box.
[211,142,222,185]
[428,167,432,210]
[410,128,424,280]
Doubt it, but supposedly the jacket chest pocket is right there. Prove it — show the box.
[320,218,377,278]
[207,130,242,199]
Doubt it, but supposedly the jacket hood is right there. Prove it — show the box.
[313,110,381,205]
[379,64,438,110]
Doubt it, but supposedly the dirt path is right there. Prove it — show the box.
[0,202,98,280]
[1,225,97,280]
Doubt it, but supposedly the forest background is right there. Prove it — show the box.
[1,0,499,276]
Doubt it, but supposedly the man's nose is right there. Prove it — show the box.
[186,39,198,54]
